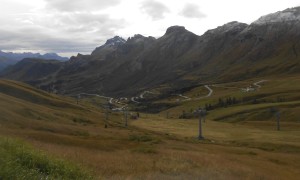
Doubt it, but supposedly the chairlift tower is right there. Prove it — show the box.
[124,107,128,127]
[276,111,281,131]
[77,94,81,104]
[198,108,205,140]
[271,107,281,131]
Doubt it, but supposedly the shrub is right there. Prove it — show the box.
[0,136,93,179]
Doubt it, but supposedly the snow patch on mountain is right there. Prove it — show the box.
[253,7,300,25]
[104,36,126,47]
[205,21,248,35]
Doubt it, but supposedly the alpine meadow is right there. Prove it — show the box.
[0,2,300,179]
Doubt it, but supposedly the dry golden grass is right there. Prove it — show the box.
[1,78,300,179]
[157,75,300,121]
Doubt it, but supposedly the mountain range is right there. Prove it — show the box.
[0,51,68,71]
[1,7,300,97]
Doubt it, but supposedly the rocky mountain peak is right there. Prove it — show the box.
[127,34,156,44]
[132,34,145,39]
[127,34,145,42]
[205,21,248,35]
[91,36,126,58]
[252,6,300,25]
[165,26,187,35]
[2,7,300,96]
[104,36,126,47]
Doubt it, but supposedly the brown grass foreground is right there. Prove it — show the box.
[0,79,300,179]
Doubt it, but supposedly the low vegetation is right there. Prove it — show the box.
[0,76,300,179]
[0,136,92,179]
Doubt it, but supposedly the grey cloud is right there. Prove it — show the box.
[0,1,126,56]
[140,0,170,20]
[50,13,126,34]
[180,3,206,19]
[0,29,95,53]
[45,0,121,12]
[0,13,125,55]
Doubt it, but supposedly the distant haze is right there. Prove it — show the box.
[0,0,299,57]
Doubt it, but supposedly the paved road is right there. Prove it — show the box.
[139,91,156,99]
[78,93,130,111]
[253,80,267,89]
[77,93,111,100]
[77,80,267,111]
[174,85,213,101]
[131,97,140,103]
[177,94,191,101]
[194,85,213,100]
[211,84,240,89]
[77,84,215,109]
[205,85,213,97]
[112,105,127,111]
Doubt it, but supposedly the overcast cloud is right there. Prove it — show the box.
[180,3,206,19]
[45,0,121,12]
[0,0,299,57]
[0,28,96,54]
[140,0,170,20]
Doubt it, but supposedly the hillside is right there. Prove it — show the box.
[153,75,300,122]
[1,7,300,97]
[1,2,300,179]
[0,50,68,72]
[0,59,64,84]
[0,57,19,72]
[1,78,300,179]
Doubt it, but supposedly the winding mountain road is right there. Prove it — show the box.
[174,85,213,102]
[76,84,215,111]
[139,91,157,99]
[131,97,140,103]
[77,93,129,111]
[178,94,191,101]
[112,105,127,111]
[253,80,268,89]
[76,80,267,111]
[194,85,213,100]
[205,85,213,97]
[77,93,111,100]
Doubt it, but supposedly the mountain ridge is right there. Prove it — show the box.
[1,7,300,97]
[0,51,68,71]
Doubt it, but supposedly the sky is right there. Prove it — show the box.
[0,0,299,57]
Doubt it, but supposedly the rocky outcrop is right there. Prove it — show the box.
[2,7,300,96]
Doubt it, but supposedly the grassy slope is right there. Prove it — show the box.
[158,75,300,122]
[0,137,92,179]
[130,75,300,179]
[1,78,300,179]
[135,74,300,151]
